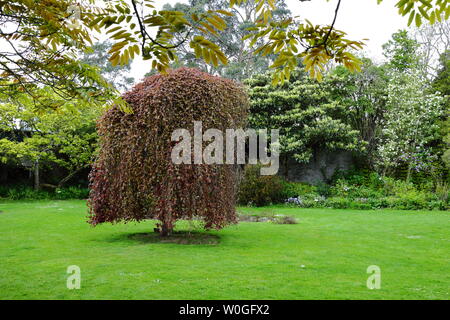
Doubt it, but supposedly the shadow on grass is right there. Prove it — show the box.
[97,231,221,245]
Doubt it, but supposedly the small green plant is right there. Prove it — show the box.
[238,165,285,206]
[281,181,318,199]
[435,181,449,202]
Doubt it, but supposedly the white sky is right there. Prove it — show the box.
[129,0,409,83]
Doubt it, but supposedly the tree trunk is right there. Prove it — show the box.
[382,166,388,177]
[159,221,173,237]
[34,160,40,191]
[57,166,86,188]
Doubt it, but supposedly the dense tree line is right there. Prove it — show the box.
[244,29,448,184]
[1,26,449,190]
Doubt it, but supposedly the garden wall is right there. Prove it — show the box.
[280,150,354,184]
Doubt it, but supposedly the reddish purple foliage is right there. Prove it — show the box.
[88,68,249,235]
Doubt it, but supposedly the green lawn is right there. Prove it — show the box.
[0,200,448,300]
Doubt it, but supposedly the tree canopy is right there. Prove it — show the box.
[245,69,363,168]
[1,0,448,109]
[88,68,249,236]
[0,0,120,108]
[0,89,100,188]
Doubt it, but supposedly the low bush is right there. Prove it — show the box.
[330,179,384,199]
[0,185,89,200]
[240,167,449,210]
[238,165,285,206]
[281,181,318,199]
[54,186,89,200]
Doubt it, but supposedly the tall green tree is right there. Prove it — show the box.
[432,51,450,169]
[377,69,444,181]
[245,70,363,177]
[383,30,420,72]
[0,90,100,189]
[161,0,291,80]
[377,30,445,181]
[329,59,389,167]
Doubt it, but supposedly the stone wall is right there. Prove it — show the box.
[280,150,354,184]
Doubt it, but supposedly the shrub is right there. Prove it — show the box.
[297,196,327,208]
[330,179,383,199]
[315,182,331,197]
[0,185,88,200]
[386,190,437,210]
[381,177,416,197]
[54,187,89,200]
[324,197,352,209]
[88,68,249,235]
[435,181,449,202]
[281,181,318,199]
[238,164,285,206]
[277,167,449,210]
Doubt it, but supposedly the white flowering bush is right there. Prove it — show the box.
[376,69,444,181]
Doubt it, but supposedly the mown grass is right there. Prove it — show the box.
[0,200,448,300]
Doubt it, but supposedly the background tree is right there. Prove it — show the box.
[243,0,449,84]
[160,0,291,80]
[382,30,420,72]
[412,13,450,77]
[432,51,450,169]
[92,0,447,86]
[81,40,135,92]
[373,30,445,181]
[329,59,389,168]
[376,69,444,181]
[245,69,363,178]
[1,0,446,109]
[0,90,100,189]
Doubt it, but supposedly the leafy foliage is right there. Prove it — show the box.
[237,166,448,210]
[0,0,122,108]
[281,169,448,210]
[377,69,444,179]
[2,0,447,110]
[94,0,233,72]
[0,90,100,187]
[88,68,249,235]
[389,0,450,27]
[160,0,291,80]
[376,31,445,180]
[383,30,420,71]
[432,51,450,169]
[245,70,364,164]
[329,60,389,166]
[237,164,285,206]
[81,40,135,91]
[90,0,449,84]
[0,185,89,200]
